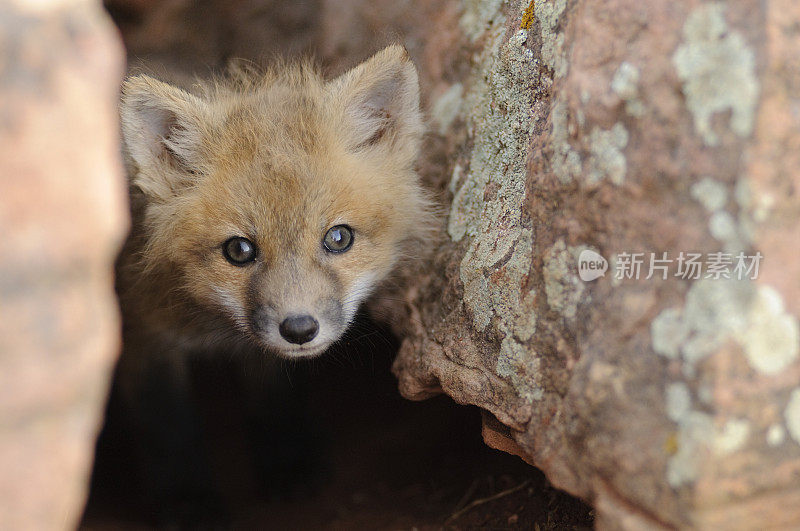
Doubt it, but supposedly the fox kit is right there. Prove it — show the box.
[102,45,433,521]
[117,44,432,359]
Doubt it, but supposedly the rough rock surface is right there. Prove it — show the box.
[389,1,800,529]
[93,0,800,528]
[0,1,127,529]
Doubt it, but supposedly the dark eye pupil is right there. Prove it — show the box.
[223,237,256,265]
[323,225,353,253]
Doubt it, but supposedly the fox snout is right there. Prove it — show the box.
[279,315,319,344]
[250,302,345,358]
[247,264,351,358]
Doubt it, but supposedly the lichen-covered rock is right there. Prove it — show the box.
[0,1,126,529]
[389,0,800,528]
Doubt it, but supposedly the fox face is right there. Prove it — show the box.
[120,46,433,358]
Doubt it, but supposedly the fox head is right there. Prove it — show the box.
[120,45,434,358]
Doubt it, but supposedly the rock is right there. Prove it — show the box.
[0,2,127,529]
[389,0,800,529]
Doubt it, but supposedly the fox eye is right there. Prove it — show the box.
[323,225,353,253]
[223,237,257,265]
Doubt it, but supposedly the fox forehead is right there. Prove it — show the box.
[208,87,332,159]
[187,87,395,236]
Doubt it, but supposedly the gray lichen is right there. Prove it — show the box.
[708,211,740,248]
[672,2,759,146]
[535,0,568,78]
[666,386,752,488]
[462,229,538,340]
[543,240,586,322]
[651,278,798,378]
[681,279,749,371]
[691,177,729,212]
[542,0,583,187]
[585,124,629,186]
[767,423,786,447]
[431,83,464,135]
[611,61,644,117]
[665,382,692,422]
[713,418,750,455]
[459,0,505,42]
[667,410,713,487]
[651,308,688,360]
[690,176,754,253]
[653,279,799,375]
[737,176,775,224]
[551,100,630,188]
[447,9,544,402]
[550,98,582,185]
[611,61,638,100]
[496,336,544,402]
[736,286,800,375]
[448,17,518,242]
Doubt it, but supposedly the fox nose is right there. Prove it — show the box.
[279,315,319,344]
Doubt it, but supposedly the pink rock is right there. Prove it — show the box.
[0,2,127,528]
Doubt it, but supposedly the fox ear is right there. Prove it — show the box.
[328,45,423,153]
[120,75,209,187]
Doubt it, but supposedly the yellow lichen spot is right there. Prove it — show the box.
[520,0,535,29]
[664,432,679,455]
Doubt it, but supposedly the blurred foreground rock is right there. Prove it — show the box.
[105,0,800,528]
[0,1,126,529]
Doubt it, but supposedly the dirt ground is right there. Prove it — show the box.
[82,318,593,529]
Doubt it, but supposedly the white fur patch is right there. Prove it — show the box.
[342,271,380,324]
[210,286,248,330]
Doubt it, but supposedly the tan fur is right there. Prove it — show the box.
[116,45,434,365]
